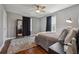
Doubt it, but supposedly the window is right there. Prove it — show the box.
[51,16,56,32]
[30,18,32,35]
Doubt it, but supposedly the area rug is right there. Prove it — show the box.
[7,36,37,54]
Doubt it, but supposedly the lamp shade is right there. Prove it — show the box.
[66,18,72,23]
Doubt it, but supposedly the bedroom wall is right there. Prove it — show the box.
[0,5,4,48]
[32,17,41,34]
[55,5,79,32]
[40,5,79,33]
[3,5,7,42]
[7,12,41,38]
[40,17,46,32]
[0,5,7,48]
[7,12,22,38]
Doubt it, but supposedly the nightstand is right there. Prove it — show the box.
[48,42,65,54]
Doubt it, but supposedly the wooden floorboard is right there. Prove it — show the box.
[16,46,48,54]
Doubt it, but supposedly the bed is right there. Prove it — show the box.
[35,32,60,51]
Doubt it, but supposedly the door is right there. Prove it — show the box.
[22,17,30,36]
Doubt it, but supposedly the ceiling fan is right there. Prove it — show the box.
[34,4,46,13]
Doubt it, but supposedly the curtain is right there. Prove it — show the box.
[22,16,31,36]
[46,16,51,31]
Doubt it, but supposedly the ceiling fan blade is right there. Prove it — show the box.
[41,10,45,12]
[41,6,46,9]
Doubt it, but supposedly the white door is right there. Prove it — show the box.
[51,16,56,32]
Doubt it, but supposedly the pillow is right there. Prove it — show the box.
[72,38,77,54]
[58,29,69,44]
[64,28,78,44]
[64,37,77,54]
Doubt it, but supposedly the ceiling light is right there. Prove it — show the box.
[36,9,40,13]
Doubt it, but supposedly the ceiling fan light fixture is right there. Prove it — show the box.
[34,4,46,13]
[36,9,40,13]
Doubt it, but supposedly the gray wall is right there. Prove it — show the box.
[56,5,79,32]
[3,5,7,42]
[40,5,79,32]
[7,12,41,38]
[32,17,40,34]
[0,5,7,48]
[0,5,3,47]
[7,12,22,38]
[40,17,46,32]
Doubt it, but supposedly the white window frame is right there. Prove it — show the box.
[30,18,32,35]
[51,16,56,32]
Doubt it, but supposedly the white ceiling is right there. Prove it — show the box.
[4,4,75,18]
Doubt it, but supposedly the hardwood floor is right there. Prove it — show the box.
[16,46,48,54]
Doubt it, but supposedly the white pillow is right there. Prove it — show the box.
[64,28,77,44]
[64,37,77,54]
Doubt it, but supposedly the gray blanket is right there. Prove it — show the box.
[35,32,60,51]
